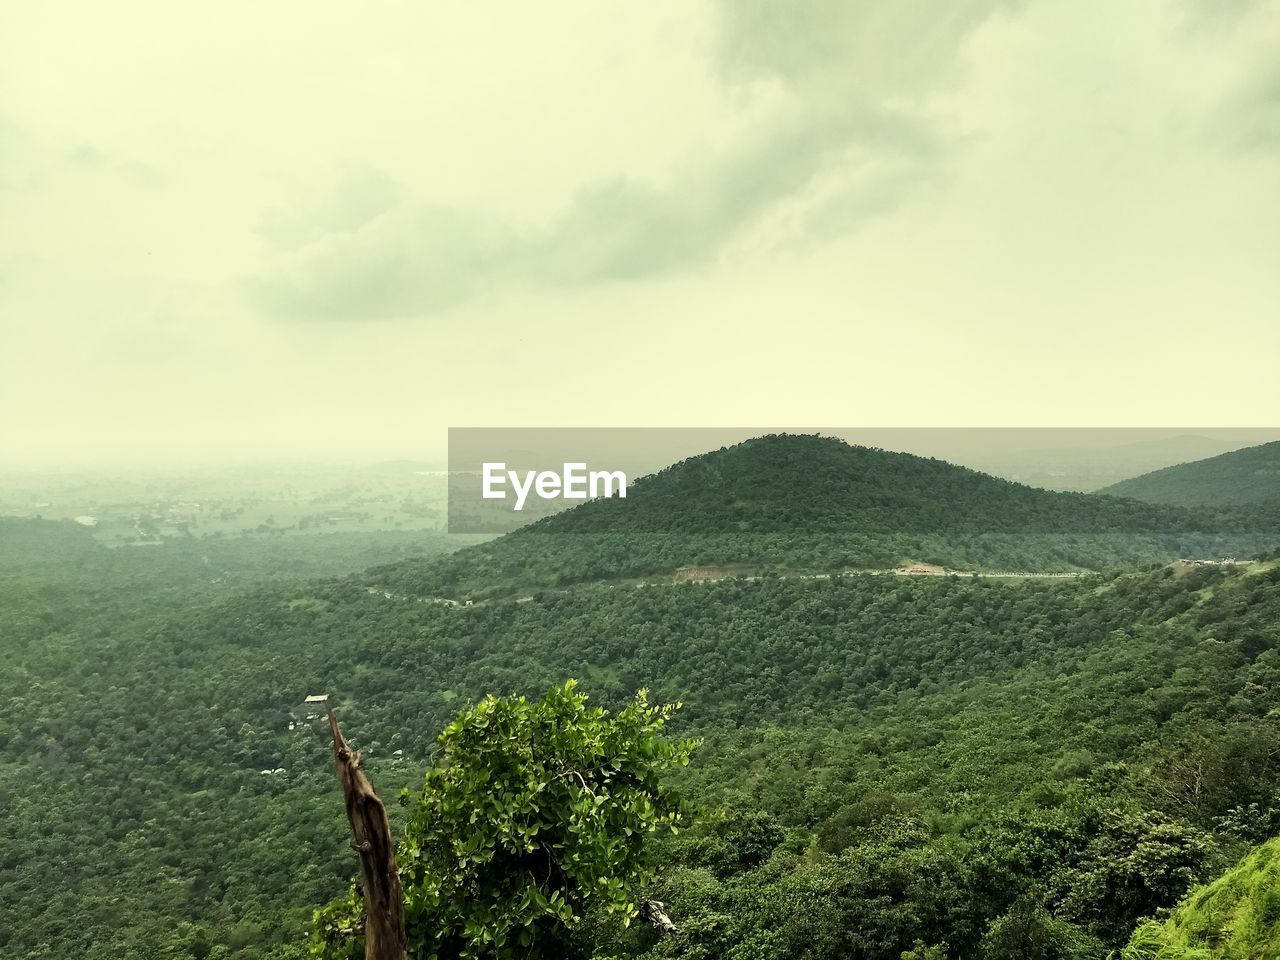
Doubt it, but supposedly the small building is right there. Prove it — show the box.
[302,693,329,720]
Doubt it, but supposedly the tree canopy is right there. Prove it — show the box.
[312,682,697,960]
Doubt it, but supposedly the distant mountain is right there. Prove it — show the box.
[1099,440,1280,507]
[363,459,447,474]
[968,433,1266,492]
[370,434,1275,598]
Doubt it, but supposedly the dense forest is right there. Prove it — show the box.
[371,436,1278,600]
[527,436,1215,534]
[1101,439,1280,509]
[3,438,1280,958]
[3,537,1280,955]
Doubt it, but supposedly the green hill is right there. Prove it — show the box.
[371,434,1277,599]
[5,445,1280,958]
[536,434,1200,534]
[1123,834,1280,959]
[1100,441,1280,508]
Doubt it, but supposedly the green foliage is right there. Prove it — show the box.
[633,815,982,960]
[367,436,1279,600]
[1101,440,1280,508]
[900,943,950,960]
[978,897,1103,960]
[1120,834,1280,960]
[1051,808,1214,943]
[313,683,698,960]
[537,435,1216,536]
[309,892,364,960]
[0,520,471,960]
[679,810,786,878]
[3,509,1280,956]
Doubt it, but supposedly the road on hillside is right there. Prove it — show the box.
[365,566,1086,610]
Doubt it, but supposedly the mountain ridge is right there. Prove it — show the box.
[532,434,1201,534]
[369,434,1278,599]
[1100,440,1280,507]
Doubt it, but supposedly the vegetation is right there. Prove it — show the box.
[0,515,473,592]
[1122,835,1280,959]
[1100,440,1280,508]
[531,435,1210,535]
[4,521,1280,956]
[3,442,1280,958]
[312,683,697,959]
[0,461,461,545]
[370,436,1279,600]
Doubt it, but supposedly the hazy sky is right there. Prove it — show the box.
[2,0,1277,467]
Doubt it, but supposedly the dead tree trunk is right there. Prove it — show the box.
[327,706,407,960]
[639,899,677,935]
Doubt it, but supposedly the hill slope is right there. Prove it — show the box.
[373,434,1276,598]
[536,434,1199,534]
[968,433,1265,491]
[1100,440,1280,508]
[6,534,1280,957]
[1123,834,1280,959]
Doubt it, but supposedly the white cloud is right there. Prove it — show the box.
[247,1,1014,322]
[1,0,1277,466]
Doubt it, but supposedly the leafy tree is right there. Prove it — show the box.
[900,943,949,960]
[1051,809,1213,945]
[679,809,785,878]
[978,897,1103,960]
[312,682,698,960]
[1119,833,1280,959]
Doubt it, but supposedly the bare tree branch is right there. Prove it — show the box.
[327,705,407,960]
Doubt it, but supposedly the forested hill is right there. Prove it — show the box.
[5,524,1280,957]
[1100,439,1280,507]
[368,435,1278,599]
[537,434,1198,534]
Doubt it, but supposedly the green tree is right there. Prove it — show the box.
[312,681,698,960]
[901,944,949,960]
[979,897,1103,960]
[1052,809,1213,945]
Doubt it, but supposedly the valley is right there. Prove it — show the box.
[2,435,1279,959]
[9,4,1277,955]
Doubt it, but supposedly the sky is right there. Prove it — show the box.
[1,0,1278,468]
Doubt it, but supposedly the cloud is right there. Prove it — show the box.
[1176,0,1280,151]
[247,203,511,321]
[248,1,1015,322]
[256,168,403,249]
[711,0,1017,95]
[1177,0,1269,29]
[66,142,164,187]
[537,101,941,282]
[0,117,162,193]
[1224,60,1280,150]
